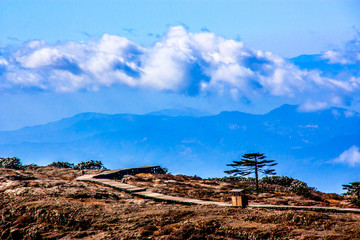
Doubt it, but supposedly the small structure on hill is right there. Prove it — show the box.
[93,166,165,180]
[230,189,248,208]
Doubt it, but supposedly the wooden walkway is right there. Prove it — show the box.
[76,169,360,213]
[76,174,230,206]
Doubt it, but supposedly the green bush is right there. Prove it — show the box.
[260,176,295,187]
[48,161,74,168]
[0,157,22,169]
[74,160,106,170]
[289,179,314,197]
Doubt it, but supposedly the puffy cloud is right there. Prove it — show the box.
[0,26,359,109]
[333,146,360,167]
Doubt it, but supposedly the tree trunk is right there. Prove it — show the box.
[255,156,259,193]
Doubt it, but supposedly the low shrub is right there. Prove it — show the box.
[74,160,106,170]
[260,176,295,187]
[211,176,253,182]
[156,167,168,174]
[48,161,74,168]
[0,157,22,169]
[289,179,315,197]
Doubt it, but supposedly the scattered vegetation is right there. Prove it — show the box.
[0,157,108,172]
[48,161,75,168]
[288,179,315,197]
[0,157,22,169]
[74,160,106,170]
[212,174,319,199]
[260,176,295,187]
[212,176,252,182]
[47,160,107,170]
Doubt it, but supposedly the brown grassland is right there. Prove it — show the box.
[1,166,360,239]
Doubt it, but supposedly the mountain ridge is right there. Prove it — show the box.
[0,104,359,193]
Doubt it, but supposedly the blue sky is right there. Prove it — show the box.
[0,0,359,130]
[1,0,358,57]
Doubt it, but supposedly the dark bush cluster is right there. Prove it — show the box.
[0,157,22,169]
[74,160,106,170]
[260,176,295,187]
[47,160,106,170]
[211,176,254,182]
[48,161,75,168]
[156,167,168,174]
[288,179,315,197]
[260,176,316,197]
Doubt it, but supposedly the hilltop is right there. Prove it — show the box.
[1,166,360,239]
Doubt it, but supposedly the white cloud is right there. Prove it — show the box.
[333,146,360,166]
[321,34,360,65]
[0,26,359,109]
[322,50,353,65]
[298,101,328,112]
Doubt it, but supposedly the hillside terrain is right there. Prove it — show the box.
[1,166,360,239]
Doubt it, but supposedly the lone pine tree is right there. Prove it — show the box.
[225,152,277,193]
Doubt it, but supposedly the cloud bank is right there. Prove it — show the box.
[333,145,360,167]
[322,32,360,65]
[0,26,359,109]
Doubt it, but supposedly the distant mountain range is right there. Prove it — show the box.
[0,104,359,193]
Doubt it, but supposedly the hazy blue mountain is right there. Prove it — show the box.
[0,104,359,193]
